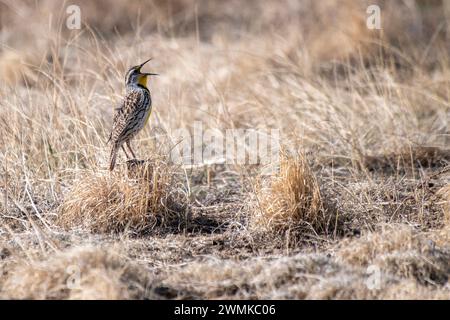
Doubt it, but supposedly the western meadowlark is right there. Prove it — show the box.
[107,58,158,170]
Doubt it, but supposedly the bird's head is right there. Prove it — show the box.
[125,58,158,88]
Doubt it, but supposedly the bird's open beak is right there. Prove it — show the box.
[138,58,152,70]
[137,58,158,76]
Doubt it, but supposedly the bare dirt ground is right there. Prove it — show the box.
[0,0,449,299]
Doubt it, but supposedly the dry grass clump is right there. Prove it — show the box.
[157,254,333,299]
[307,277,450,300]
[252,154,332,240]
[380,250,449,287]
[363,147,450,173]
[336,224,450,287]
[0,50,38,86]
[1,245,152,299]
[156,250,450,300]
[58,161,187,234]
[336,225,420,266]
[437,184,450,224]
[381,281,450,300]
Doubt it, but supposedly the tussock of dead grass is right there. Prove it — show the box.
[0,50,37,85]
[156,249,450,300]
[306,277,450,300]
[1,245,151,299]
[363,147,450,173]
[58,161,187,234]
[252,154,331,239]
[336,224,450,287]
[437,184,450,224]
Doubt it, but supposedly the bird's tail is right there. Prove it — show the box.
[109,143,119,171]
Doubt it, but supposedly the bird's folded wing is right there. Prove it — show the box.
[107,100,124,144]
[109,90,143,143]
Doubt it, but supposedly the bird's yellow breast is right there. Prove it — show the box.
[138,74,148,88]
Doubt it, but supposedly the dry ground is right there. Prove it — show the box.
[0,0,449,299]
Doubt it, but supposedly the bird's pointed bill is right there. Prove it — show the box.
[138,58,153,70]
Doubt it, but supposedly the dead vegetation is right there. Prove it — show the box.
[251,153,333,244]
[2,245,153,299]
[363,147,450,173]
[437,183,450,224]
[0,0,449,299]
[336,224,450,287]
[58,160,188,234]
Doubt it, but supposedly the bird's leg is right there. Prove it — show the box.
[121,145,131,159]
[126,141,137,159]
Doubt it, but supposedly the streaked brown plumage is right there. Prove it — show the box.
[108,59,157,170]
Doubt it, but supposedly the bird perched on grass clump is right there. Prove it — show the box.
[107,58,158,171]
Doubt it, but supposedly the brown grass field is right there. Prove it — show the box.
[0,0,449,299]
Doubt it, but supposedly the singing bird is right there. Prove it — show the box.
[107,58,158,170]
